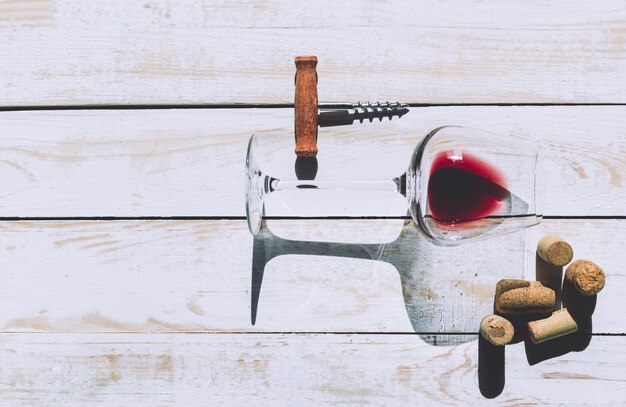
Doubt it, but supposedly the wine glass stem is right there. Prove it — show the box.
[270,178,402,194]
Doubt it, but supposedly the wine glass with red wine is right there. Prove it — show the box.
[246,126,541,245]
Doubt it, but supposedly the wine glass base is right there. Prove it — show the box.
[245,134,264,236]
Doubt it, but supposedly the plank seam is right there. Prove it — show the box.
[0,216,623,221]
[0,332,623,335]
[1,103,626,112]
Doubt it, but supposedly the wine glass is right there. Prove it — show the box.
[246,125,542,245]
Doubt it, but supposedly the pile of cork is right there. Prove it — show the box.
[480,235,606,346]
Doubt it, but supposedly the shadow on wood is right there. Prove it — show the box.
[251,219,381,326]
[251,217,526,347]
[478,336,505,398]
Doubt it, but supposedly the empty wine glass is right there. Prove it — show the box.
[246,126,542,245]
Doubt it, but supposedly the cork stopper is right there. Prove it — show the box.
[565,259,605,295]
[495,279,556,315]
[536,234,573,266]
[480,315,514,346]
[527,308,578,344]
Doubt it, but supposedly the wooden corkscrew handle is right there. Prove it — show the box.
[294,55,318,157]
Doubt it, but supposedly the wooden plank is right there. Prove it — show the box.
[1,1,625,105]
[0,219,622,335]
[0,332,624,405]
[0,106,624,217]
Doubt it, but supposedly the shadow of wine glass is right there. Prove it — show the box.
[252,216,533,399]
[251,218,384,326]
[250,215,527,348]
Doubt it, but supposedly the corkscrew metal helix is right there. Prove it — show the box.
[294,55,409,158]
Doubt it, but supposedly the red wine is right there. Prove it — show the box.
[427,151,510,223]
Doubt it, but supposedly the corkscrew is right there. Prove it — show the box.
[318,101,409,127]
[294,56,409,158]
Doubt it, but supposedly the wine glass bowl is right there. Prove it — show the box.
[246,126,541,245]
[409,126,541,244]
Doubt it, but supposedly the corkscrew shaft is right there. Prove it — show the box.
[318,101,409,127]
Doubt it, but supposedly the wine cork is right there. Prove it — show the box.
[565,259,605,295]
[527,308,578,344]
[480,315,514,346]
[536,234,573,266]
[495,279,556,315]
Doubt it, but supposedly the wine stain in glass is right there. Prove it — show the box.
[427,151,510,223]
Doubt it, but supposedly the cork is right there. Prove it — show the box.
[536,234,573,266]
[495,279,556,315]
[480,315,514,346]
[527,308,578,344]
[565,259,605,295]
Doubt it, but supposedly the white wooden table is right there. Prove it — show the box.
[1,1,625,405]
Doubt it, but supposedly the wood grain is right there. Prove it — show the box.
[0,219,621,335]
[2,2,625,403]
[0,332,624,406]
[1,1,625,105]
[0,106,624,217]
